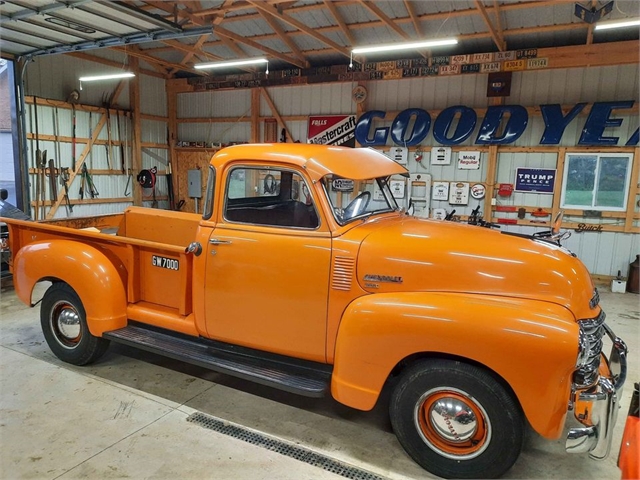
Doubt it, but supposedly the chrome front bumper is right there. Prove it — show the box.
[566,323,628,459]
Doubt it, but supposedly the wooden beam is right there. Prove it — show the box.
[44,81,127,219]
[493,0,504,44]
[130,56,143,207]
[259,87,294,142]
[111,45,207,76]
[213,24,307,68]
[245,0,351,59]
[475,0,505,51]
[257,10,310,67]
[359,0,411,40]
[404,0,421,37]
[323,0,355,46]
[66,52,165,79]
[251,88,260,143]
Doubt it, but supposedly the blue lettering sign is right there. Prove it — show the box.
[476,105,528,144]
[626,127,639,146]
[390,108,430,146]
[433,106,477,145]
[579,101,634,145]
[354,110,389,146]
[539,103,586,144]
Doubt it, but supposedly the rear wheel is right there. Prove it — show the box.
[390,359,524,479]
[40,282,110,365]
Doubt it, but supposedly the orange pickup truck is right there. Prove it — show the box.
[2,144,628,479]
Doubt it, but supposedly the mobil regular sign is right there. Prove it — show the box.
[354,101,638,147]
[515,168,556,193]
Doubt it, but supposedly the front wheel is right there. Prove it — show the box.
[390,359,524,479]
[40,282,110,365]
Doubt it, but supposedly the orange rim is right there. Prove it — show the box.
[415,388,491,459]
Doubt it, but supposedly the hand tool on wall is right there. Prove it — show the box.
[79,164,99,200]
[47,158,58,217]
[60,168,73,214]
[103,94,112,169]
[116,109,125,174]
[88,111,94,170]
[39,150,47,220]
[33,97,42,220]
[71,103,77,172]
[166,162,175,210]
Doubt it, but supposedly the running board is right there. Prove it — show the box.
[103,325,332,397]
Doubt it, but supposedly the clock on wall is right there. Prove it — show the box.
[352,85,367,104]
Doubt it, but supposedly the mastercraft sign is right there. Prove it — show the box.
[515,168,556,193]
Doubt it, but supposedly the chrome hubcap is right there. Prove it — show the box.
[414,387,492,460]
[50,301,81,349]
[429,397,478,443]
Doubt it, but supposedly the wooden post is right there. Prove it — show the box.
[130,56,143,206]
[251,88,260,143]
[484,96,503,221]
[166,82,178,203]
[551,147,567,224]
[259,87,294,142]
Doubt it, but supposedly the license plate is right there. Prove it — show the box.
[152,255,179,271]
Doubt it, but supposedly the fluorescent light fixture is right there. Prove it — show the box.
[594,19,640,30]
[352,38,458,55]
[79,72,135,82]
[194,58,269,69]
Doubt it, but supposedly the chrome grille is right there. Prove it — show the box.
[575,310,606,387]
[589,288,600,309]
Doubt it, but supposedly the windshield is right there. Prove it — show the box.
[321,174,399,225]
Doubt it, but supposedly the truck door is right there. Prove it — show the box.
[204,165,331,363]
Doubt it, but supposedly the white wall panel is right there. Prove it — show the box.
[178,122,251,145]
[178,90,250,118]
[259,83,355,117]
[140,75,167,117]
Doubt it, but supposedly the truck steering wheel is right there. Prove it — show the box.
[343,191,371,220]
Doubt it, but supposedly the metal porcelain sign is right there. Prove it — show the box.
[354,101,638,147]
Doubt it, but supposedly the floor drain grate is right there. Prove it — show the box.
[187,411,388,480]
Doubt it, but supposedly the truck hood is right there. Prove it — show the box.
[356,216,597,320]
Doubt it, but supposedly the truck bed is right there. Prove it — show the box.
[3,207,202,331]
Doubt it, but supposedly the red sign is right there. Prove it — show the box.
[307,115,356,147]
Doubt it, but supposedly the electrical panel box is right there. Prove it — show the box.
[188,169,202,198]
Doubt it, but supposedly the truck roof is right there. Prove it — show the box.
[210,144,408,181]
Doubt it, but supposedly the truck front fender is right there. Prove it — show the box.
[13,240,127,336]
[331,292,579,439]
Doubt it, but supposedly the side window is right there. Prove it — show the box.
[202,166,215,220]
[224,167,319,229]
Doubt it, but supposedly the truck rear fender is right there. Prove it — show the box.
[13,240,127,336]
[331,292,579,439]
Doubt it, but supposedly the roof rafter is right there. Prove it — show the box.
[474,0,506,51]
[245,0,351,59]
[111,45,207,76]
[257,9,310,67]
[358,0,411,40]
[213,24,307,68]
[323,0,355,46]
[403,0,421,37]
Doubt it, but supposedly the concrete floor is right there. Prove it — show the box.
[0,281,638,480]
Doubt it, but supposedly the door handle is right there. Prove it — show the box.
[210,238,232,245]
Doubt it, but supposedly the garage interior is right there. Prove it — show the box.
[1,1,639,479]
